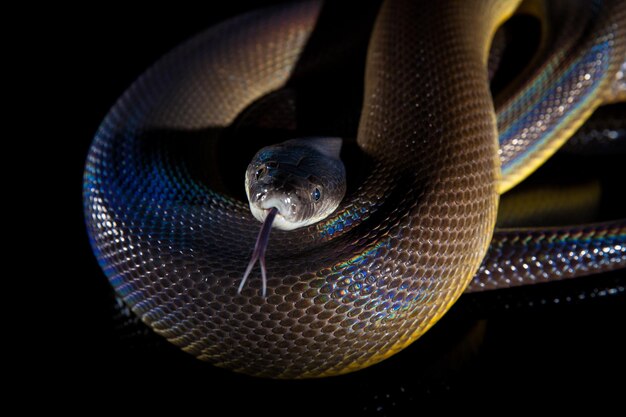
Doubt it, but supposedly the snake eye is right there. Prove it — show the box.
[312,188,321,201]
[255,166,267,181]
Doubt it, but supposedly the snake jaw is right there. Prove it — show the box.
[239,207,279,297]
[249,194,310,230]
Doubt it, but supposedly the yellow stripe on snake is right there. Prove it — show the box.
[83,0,626,378]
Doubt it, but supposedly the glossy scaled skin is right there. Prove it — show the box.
[496,0,626,192]
[84,0,626,378]
[472,221,626,292]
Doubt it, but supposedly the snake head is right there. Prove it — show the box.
[245,137,346,230]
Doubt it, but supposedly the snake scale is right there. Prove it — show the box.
[84,0,626,378]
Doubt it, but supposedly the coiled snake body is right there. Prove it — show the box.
[84,0,626,378]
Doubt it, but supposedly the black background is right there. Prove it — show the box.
[40,0,626,413]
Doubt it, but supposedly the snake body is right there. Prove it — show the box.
[84,0,626,378]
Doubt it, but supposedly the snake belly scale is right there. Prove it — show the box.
[83,0,626,378]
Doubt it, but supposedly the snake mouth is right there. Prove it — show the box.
[249,199,312,231]
[262,207,285,221]
[248,192,310,231]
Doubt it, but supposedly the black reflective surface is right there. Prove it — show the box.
[63,1,624,412]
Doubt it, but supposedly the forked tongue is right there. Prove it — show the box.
[238,207,278,297]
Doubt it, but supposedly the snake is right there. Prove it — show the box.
[83,0,626,378]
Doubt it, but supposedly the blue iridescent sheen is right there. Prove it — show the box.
[469,222,626,291]
[499,39,611,176]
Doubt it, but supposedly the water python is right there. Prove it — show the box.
[83,0,626,378]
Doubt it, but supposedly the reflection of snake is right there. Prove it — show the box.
[83,0,626,378]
